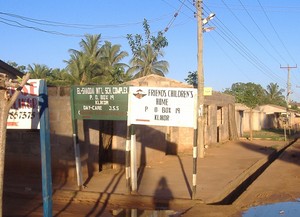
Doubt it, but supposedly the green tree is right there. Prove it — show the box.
[27,64,51,80]
[65,34,129,85]
[65,34,104,85]
[224,82,266,140]
[224,82,265,108]
[127,19,169,78]
[100,41,131,84]
[184,71,198,88]
[127,44,169,78]
[7,61,26,73]
[264,82,286,106]
[47,68,72,86]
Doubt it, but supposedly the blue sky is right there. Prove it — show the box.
[1,0,300,101]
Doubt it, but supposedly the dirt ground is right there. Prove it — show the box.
[3,139,300,216]
[183,139,300,217]
[233,139,300,213]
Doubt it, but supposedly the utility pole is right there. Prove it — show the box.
[196,0,205,159]
[280,65,297,107]
[280,64,297,137]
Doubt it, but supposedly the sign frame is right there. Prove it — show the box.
[70,85,129,121]
[128,86,197,128]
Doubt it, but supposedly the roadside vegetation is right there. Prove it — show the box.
[242,129,295,141]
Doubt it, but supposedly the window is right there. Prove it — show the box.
[217,106,223,126]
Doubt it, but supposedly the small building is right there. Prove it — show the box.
[235,103,300,136]
[235,103,263,136]
[256,104,288,129]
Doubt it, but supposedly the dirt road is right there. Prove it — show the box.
[183,139,300,216]
[234,138,300,210]
[3,138,300,216]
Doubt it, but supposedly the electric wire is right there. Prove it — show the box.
[179,0,288,87]
[207,33,252,83]
[206,3,300,13]
[179,1,299,98]
[0,17,84,37]
[202,6,286,87]
[163,0,186,33]
[257,0,297,65]
[0,11,171,29]
[238,0,287,65]
[220,0,284,68]
[0,10,175,39]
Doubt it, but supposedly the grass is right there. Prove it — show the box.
[243,129,288,141]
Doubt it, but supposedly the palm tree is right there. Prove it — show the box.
[128,44,169,78]
[65,51,98,85]
[65,34,104,85]
[100,41,131,84]
[107,67,132,85]
[265,83,285,106]
[47,68,72,86]
[27,64,51,79]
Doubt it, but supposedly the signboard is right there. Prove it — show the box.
[128,87,197,128]
[71,85,129,120]
[204,87,213,96]
[7,79,41,129]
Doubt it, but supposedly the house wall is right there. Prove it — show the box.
[6,87,78,183]
[238,110,264,132]
[204,92,235,144]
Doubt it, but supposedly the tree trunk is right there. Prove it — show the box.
[0,73,30,216]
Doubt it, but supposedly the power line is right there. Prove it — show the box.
[0,17,84,37]
[163,0,186,33]
[206,3,300,13]
[0,10,175,39]
[238,0,286,65]
[220,0,284,67]
[0,11,171,29]
[202,4,286,87]
[257,0,297,65]
[207,33,252,82]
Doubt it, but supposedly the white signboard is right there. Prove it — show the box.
[7,79,41,129]
[128,87,197,128]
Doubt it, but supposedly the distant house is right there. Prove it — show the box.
[235,103,300,136]
[256,104,288,129]
[0,59,24,79]
[235,103,262,137]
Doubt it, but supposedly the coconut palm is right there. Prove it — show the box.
[128,44,169,78]
[264,82,285,106]
[65,34,131,85]
[27,64,51,79]
[100,41,131,84]
[65,51,100,85]
[47,68,72,86]
[65,34,104,85]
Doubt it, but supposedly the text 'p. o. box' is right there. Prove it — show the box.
[128,87,197,128]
